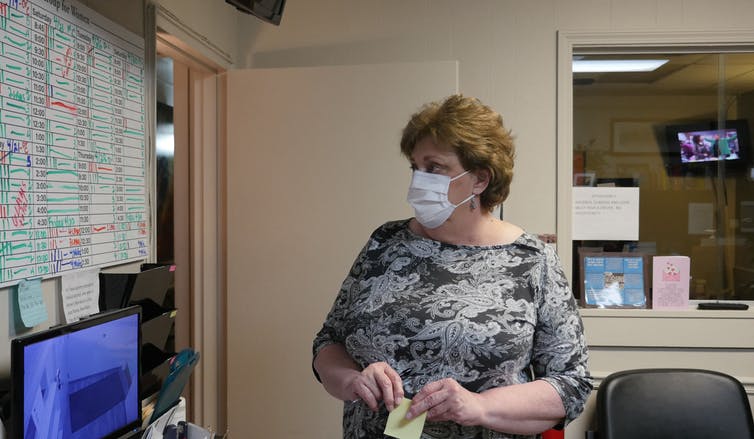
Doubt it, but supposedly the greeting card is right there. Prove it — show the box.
[652,256,691,310]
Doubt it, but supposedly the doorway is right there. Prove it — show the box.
[155,29,227,431]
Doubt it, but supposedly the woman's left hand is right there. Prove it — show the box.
[406,378,485,426]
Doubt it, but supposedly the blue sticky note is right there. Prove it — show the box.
[17,278,48,327]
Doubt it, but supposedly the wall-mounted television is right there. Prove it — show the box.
[225,0,286,25]
[664,119,751,173]
[10,306,142,439]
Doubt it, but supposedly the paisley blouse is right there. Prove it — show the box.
[313,220,591,439]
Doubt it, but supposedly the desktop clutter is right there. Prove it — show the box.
[141,348,206,438]
[1,263,215,439]
[162,421,215,439]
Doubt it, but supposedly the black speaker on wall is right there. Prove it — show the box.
[226,0,286,25]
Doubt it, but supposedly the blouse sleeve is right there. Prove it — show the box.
[312,239,370,366]
[530,244,592,426]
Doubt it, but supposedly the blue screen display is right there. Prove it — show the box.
[21,313,140,438]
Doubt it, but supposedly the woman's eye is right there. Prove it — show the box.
[410,163,442,173]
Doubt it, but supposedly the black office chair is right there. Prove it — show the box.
[588,368,754,439]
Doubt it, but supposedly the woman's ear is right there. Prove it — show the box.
[472,169,491,194]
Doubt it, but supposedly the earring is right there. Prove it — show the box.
[470,196,477,210]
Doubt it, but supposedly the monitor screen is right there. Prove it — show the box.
[664,119,751,174]
[675,128,741,163]
[10,306,142,439]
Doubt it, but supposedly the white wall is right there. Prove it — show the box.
[238,0,754,233]
[153,0,260,68]
[79,0,145,36]
[229,1,754,438]
[225,61,457,438]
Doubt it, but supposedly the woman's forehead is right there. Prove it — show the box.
[411,136,456,160]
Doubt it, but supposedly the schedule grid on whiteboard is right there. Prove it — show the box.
[0,0,148,287]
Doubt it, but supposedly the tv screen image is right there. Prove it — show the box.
[11,307,141,439]
[676,128,740,163]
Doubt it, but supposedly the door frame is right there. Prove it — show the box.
[155,26,227,432]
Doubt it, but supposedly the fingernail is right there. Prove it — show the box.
[395,396,403,405]
[405,411,413,420]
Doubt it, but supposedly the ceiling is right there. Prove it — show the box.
[573,53,754,96]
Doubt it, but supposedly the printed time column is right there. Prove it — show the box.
[47,14,82,273]
[29,1,53,277]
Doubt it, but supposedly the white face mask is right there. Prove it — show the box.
[407,170,475,229]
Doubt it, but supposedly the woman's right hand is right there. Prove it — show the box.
[347,362,404,412]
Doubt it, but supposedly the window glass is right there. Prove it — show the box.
[572,52,754,301]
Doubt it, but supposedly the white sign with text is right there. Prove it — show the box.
[573,187,640,240]
[61,269,100,323]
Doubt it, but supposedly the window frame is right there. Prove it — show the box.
[556,30,754,302]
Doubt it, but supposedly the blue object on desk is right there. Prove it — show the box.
[149,348,200,424]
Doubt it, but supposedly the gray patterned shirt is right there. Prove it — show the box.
[313,220,591,439]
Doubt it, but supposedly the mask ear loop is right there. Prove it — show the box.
[468,169,487,211]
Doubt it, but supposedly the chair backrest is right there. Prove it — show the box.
[596,368,754,439]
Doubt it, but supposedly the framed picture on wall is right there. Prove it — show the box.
[579,251,650,308]
[611,120,660,153]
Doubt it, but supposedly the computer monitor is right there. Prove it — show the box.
[10,306,142,439]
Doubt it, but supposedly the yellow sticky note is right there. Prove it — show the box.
[384,398,427,439]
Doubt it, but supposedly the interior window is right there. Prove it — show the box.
[572,52,754,301]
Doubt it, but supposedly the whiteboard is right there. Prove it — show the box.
[0,0,147,287]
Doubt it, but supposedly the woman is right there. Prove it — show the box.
[313,95,591,439]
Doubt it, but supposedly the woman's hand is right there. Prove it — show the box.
[406,378,485,426]
[347,362,404,412]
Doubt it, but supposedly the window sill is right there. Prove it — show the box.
[580,306,754,319]
[580,305,754,348]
